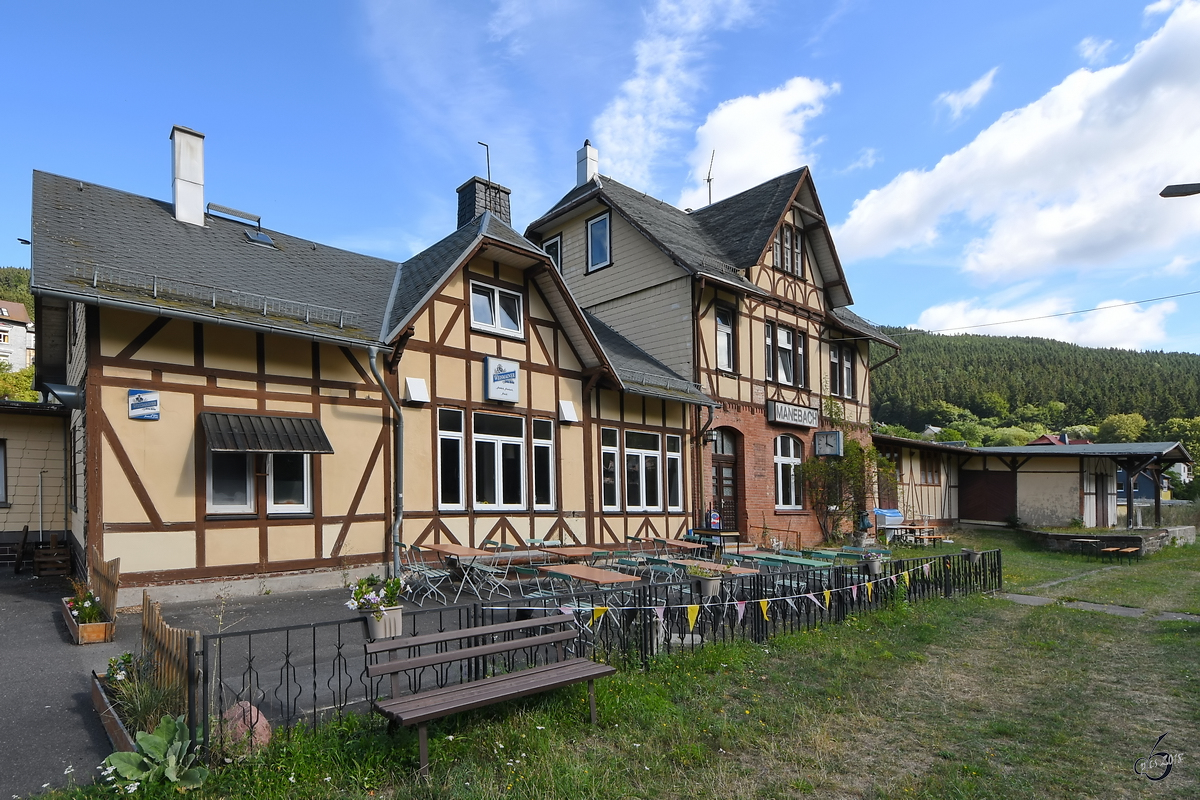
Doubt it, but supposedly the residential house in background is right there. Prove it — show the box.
[0,400,67,567]
[526,142,898,548]
[30,127,709,598]
[0,299,35,370]
[872,434,960,526]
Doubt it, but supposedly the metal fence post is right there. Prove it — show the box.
[186,635,198,750]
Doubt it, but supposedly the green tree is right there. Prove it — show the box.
[985,426,1036,447]
[1062,424,1098,442]
[1156,417,1200,456]
[802,401,893,545]
[0,363,37,401]
[977,390,1009,419]
[934,428,964,442]
[1097,413,1147,443]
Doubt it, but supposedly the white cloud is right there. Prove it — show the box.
[593,0,753,190]
[1162,254,1195,275]
[842,147,879,173]
[1146,0,1184,15]
[914,297,1177,350]
[677,77,837,209]
[936,67,998,120]
[1077,36,1114,65]
[836,1,1200,279]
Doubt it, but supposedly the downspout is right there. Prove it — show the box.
[368,345,403,579]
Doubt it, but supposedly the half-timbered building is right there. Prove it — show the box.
[30,127,710,597]
[526,143,898,548]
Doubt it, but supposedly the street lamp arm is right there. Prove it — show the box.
[1160,183,1200,198]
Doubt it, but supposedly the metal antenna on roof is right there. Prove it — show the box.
[705,150,715,206]
[478,141,498,216]
[477,141,491,185]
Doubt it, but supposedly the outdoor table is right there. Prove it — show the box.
[537,563,642,586]
[422,542,493,602]
[657,538,707,553]
[752,552,832,569]
[669,558,758,576]
[886,525,936,545]
[536,545,597,561]
[1071,538,1101,559]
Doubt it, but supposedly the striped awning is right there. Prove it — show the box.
[200,412,334,454]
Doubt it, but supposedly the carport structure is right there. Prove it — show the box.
[965,442,1193,529]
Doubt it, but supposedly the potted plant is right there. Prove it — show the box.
[685,564,723,597]
[961,548,982,565]
[862,552,884,576]
[345,574,407,639]
[62,578,114,644]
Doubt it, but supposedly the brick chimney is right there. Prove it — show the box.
[170,125,205,226]
[456,177,512,228]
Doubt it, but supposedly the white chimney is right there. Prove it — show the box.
[170,125,205,226]
[576,139,598,187]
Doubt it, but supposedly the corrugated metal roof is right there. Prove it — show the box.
[201,413,334,453]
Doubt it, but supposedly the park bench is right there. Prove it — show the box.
[365,613,615,777]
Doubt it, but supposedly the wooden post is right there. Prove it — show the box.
[1153,467,1162,527]
[1124,461,1135,530]
[418,724,429,778]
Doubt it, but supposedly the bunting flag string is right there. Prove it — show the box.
[735,601,746,623]
[759,599,770,621]
[653,606,666,624]
[686,605,700,632]
[823,589,832,609]
[922,562,932,577]
[866,582,873,601]
[592,607,609,624]
[850,584,857,601]
[806,593,824,611]
[785,597,797,612]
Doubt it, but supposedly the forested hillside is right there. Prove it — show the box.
[870,328,1200,430]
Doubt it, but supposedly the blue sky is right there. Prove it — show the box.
[3,0,1200,352]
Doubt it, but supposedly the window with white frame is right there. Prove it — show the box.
[797,332,808,387]
[601,428,620,511]
[764,322,775,381]
[666,435,683,511]
[532,419,554,510]
[830,343,855,398]
[715,305,735,372]
[543,236,562,271]
[587,213,611,272]
[783,226,793,273]
[624,431,661,512]
[469,282,523,337]
[267,453,312,514]
[774,435,803,509]
[777,326,795,385]
[773,223,804,277]
[473,413,525,509]
[792,225,805,279]
[773,229,782,269]
[437,409,465,510]
[207,452,254,514]
[0,440,7,505]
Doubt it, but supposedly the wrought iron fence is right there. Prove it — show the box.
[190,549,1001,752]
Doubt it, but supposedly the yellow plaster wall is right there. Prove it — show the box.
[268,525,315,562]
[104,531,196,572]
[530,371,556,411]
[320,403,386,516]
[402,405,433,512]
[133,319,194,367]
[557,332,582,371]
[435,355,466,400]
[560,424,586,511]
[339,521,386,556]
[319,344,368,384]
[203,395,257,410]
[101,386,196,522]
[265,399,313,414]
[204,326,258,373]
[0,414,66,532]
[100,438,150,524]
[205,528,260,567]
[264,334,313,379]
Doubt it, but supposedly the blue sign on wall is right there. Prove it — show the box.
[128,389,160,420]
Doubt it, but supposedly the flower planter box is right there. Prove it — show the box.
[362,606,403,640]
[864,559,883,576]
[695,576,722,597]
[90,672,135,753]
[62,597,115,644]
[962,549,982,565]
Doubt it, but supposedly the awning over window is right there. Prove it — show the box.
[200,412,334,454]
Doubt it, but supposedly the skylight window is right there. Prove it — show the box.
[245,229,276,248]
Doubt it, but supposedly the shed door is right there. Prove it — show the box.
[959,469,1017,522]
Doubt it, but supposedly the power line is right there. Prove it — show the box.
[890,287,1200,337]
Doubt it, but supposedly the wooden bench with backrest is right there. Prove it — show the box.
[365,613,615,777]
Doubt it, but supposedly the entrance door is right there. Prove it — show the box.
[1095,474,1110,527]
[709,429,738,531]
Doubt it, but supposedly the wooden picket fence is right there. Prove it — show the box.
[89,546,120,623]
[141,591,200,695]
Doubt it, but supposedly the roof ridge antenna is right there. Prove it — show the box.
[705,150,715,206]
[477,141,502,218]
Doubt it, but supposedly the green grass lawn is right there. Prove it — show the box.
[48,593,1199,799]
[890,528,1200,613]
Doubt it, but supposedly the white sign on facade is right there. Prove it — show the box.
[128,389,160,420]
[766,400,819,428]
[484,357,520,403]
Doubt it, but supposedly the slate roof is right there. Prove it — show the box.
[31,171,397,346]
[584,311,716,407]
[975,442,1193,462]
[528,169,856,308]
[831,307,899,348]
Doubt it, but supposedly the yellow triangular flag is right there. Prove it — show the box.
[686,604,700,631]
[759,599,770,621]
[591,607,609,624]
[823,589,831,608]
[866,582,873,601]
[899,572,908,587]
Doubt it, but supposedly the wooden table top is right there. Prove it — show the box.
[537,546,598,559]
[669,558,758,576]
[421,542,490,558]
[537,563,642,585]
[658,539,707,551]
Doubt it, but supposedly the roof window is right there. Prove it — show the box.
[244,229,276,248]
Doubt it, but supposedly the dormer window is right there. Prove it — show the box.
[470,282,523,337]
[772,223,804,279]
[543,236,562,271]
[586,213,611,272]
